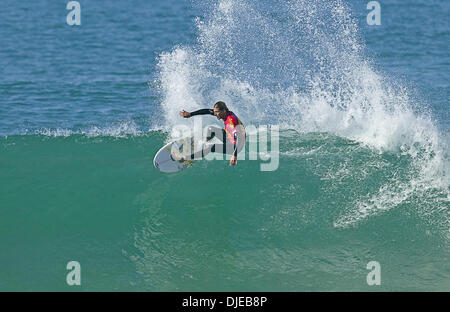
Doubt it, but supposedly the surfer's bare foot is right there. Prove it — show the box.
[171,150,185,162]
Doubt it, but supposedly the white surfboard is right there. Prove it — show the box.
[153,136,197,173]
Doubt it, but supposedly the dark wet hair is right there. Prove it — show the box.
[214,101,228,111]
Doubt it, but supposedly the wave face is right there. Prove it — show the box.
[0,131,448,291]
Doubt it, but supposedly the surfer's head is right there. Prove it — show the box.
[213,101,228,120]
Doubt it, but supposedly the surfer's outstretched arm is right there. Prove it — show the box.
[179,109,214,118]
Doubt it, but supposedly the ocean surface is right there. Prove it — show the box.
[0,0,448,291]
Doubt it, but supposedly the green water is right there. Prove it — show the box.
[1,132,448,291]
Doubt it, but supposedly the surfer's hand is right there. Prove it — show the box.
[230,155,237,166]
[179,110,191,118]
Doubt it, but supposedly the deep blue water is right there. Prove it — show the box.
[0,0,448,135]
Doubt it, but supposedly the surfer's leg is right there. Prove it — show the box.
[185,132,221,160]
[206,126,223,141]
[184,127,225,160]
[186,127,242,160]
[187,143,214,160]
[208,128,228,154]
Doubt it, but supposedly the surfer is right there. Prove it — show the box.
[179,101,245,166]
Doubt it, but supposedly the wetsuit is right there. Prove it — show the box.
[189,109,245,158]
